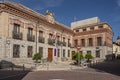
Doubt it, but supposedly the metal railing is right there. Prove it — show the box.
[12,31,23,40]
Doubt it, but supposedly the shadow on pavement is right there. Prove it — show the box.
[0,60,31,80]
[89,59,120,76]
[0,70,30,80]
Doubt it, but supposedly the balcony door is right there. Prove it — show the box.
[14,24,20,33]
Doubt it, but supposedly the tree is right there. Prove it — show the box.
[72,52,84,63]
[32,53,42,62]
[85,52,93,62]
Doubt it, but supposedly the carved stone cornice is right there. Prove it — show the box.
[10,18,24,28]
[25,23,36,31]
[0,2,74,34]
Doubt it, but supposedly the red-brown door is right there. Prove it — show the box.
[48,48,53,62]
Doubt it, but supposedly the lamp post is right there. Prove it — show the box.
[54,32,58,64]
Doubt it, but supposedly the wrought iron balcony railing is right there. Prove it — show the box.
[68,43,71,47]
[57,40,62,46]
[48,38,55,46]
[27,34,35,42]
[62,42,66,47]
[38,36,45,43]
[12,31,23,40]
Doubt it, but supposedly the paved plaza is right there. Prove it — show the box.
[0,60,120,80]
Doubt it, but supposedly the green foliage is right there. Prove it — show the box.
[72,52,84,61]
[32,53,42,62]
[85,52,93,60]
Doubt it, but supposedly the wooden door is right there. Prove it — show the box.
[48,48,53,62]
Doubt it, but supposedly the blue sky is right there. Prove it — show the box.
[4,0,120,41]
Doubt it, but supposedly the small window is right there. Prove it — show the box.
[28,46,33,58]
[98,26,103,29]
[14,24,20,33]
[90,27,94,30]
[63,49,65,57]
[76,29,79,32]
[28,28,33,35]
[96,50,100,58]
[13,44,20,58]
[39,47,43,57]
[39,31,43,37]
[83,28,86,32]
[81,39,85,47]
[97,37,102,46]
[63,37,65,42]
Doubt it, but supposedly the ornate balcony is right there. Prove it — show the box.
[62,42,66,47]
[48,38,55,46]
[12,31,23,40]
[68,43,71,47]
[57,40,62,46]
[27,34,35,42]
[38,36,45,43]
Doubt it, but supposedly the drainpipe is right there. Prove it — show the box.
[35,21,39,54]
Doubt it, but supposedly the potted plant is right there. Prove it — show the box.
[85,52,93,63]
[72,52,84,64]
[32,53,42,63]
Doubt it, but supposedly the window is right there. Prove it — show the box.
[63,37,65,42]
[39,31,43,37]
[97,37,102,46]
[39,47,43,57]
[49,34,53,38]
[81,39,85,47]
[96,50,100,58]
[74,39,78,47]
[28,46,33,57]
[83,28,86,32]
[57,36,60,41]
[90,27,94,30]
[58,49,60,57]
[68,39,70,43]
[76,29,79,32]
[89,38,93,46]
[63,49,65,57]
[68,50,70,57]
[28,28,33,36]
[98,26,103,29]
[14,24,20,33]
[13,44,20,58]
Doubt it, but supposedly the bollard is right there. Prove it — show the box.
[23,64,25,71]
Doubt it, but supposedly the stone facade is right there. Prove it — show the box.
[0,1,73,64]
[0,1,113,64]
